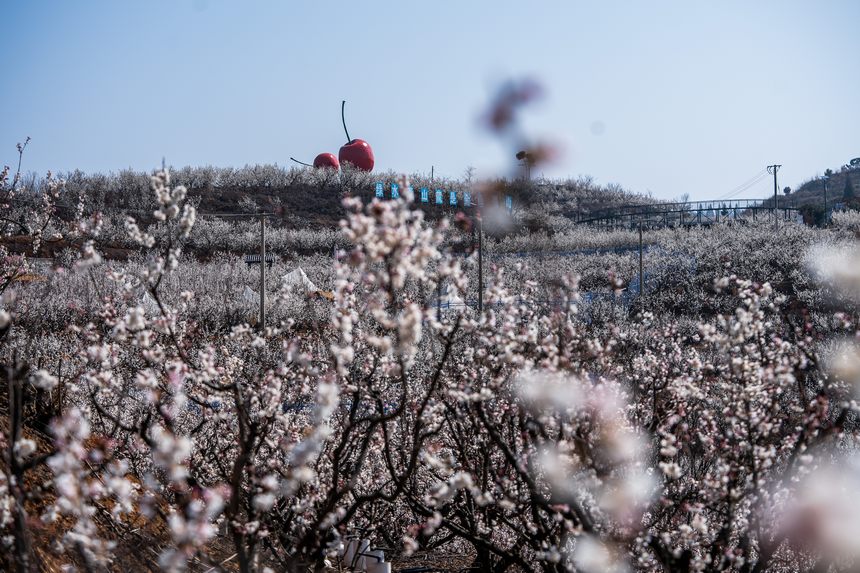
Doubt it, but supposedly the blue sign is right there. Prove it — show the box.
[420,187,428,202]
[375,182,384,198]
[391,183,399,199]
[435,190,443,204]
[477,193,484,207]
[449,191,457,206]
[464,192,471,207]
[505,195,513,211]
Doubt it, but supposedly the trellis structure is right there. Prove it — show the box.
[577,198,802,230]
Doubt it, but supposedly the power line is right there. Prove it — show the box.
[721,170,766,194]
[714,170,769,201]
[718,173,769,201]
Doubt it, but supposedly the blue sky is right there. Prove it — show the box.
[2,1,858,200]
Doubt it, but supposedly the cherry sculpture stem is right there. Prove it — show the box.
[341,100,351,143]
[290,157,313,167]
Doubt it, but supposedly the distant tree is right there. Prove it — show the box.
[844,175,855,201]
[238,195,259,213]
[462,165,476,185]
[825,168,834,177]
[799,203,825,226]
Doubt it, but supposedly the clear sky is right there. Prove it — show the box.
[2,1,858,201]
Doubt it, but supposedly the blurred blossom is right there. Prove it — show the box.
[516,368,585,412]
[537,445,582,501]
[597,468,657,523]
[775,455,860,562]
[480,76,560,184]
[522,369,656,528]
[477,192,515,234]
[125,306,146,331]
[402,535,419,556]
[14,439,37,461]
[827,339,860,397]
[572,535,629,573]
[657,461,682,479]
[808,242,860,302]
[516,140,560,167]
[483,77,543,133]
[75,240,102,270]
[151,425,192,482]
[30,369,59,391]
[315,380,339,423]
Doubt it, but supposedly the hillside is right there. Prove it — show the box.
[48,164,655,231]
[782,162,860,218]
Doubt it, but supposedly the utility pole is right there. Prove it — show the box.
[822,175,828,225]
[638,222,644,297]
[477,212,483,313]
[436,277,442,322]
[259,214,266,332]
[767,164,781,229]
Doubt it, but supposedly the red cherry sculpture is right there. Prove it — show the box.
[290,153,339,170]
[313,152,339,169]
[338,100,374,171]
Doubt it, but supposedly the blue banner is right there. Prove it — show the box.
[505,195,512,211]
[464,192,471,207]
[391,183,399,199]
[375,182,384,198]
[435,190,443,204]
[449,190,457,206]
[420,187,428,202]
